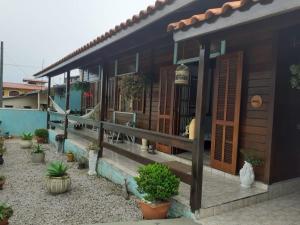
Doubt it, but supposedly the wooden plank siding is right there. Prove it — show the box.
[225,30,275,182]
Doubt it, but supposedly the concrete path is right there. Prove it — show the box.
[200,191,300,225]
[88,218,198,225]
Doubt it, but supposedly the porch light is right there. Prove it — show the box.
[175,64,189,85]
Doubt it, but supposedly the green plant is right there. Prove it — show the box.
[0,175,5,181]
[72,81,90,92]
[32,144,44,154]
[240,149,264,167]
[134,163,180,202]
[0,203,13,221]
[22,132,33,140]
[290,64,300,90]
[34,128,49,139]
[0,146,6,155]
[120,74,148,101]
[47,161,68,177]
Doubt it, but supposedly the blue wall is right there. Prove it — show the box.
[0,109,47,136]
[54,89,82,112]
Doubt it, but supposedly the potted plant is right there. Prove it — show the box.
[45,161,71,194]
[0,139,6,165]
[31,144,45,163]
[239,149,264,188]
[0,176,5,190]
[34,128,49,144]
[20,132,33,149]
[134,163,180,219]
[87,142,99,176]
[66,151,75,162]
[77,156,88,170]
[0,203,13,225]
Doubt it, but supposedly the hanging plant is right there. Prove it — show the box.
[120,74,148,100]
[290,64,300,90]
[72,81,90,92]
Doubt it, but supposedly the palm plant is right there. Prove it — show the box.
[47,161,68,177]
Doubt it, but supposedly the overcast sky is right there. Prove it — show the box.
[0,0,156,84]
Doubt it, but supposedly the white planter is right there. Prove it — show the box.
[239,161,255,188]
[20,140,33,149]
[88,150,98,176]
[46,175,71,194]
[31,152,45,163]
[141,138,148,151]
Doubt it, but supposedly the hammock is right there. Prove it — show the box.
[49,96,100,121]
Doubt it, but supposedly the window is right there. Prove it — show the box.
[4,105,13,108]
[24,106,32,109]
[9,91,20,96]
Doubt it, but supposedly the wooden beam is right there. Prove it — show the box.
[98,65,106,158]
[190,42,210,212]
[46,76,51,129]
[64,71,70,140]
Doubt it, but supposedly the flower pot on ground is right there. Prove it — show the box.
[45,161,71,194]
[0,203,13,225]
[0,176,5,190]
[239,149,264,188]
[134,163,180,220]
[30,144,45,163]
[0,139,6,165]
[141,138,148,152]
[34,128,49,144]
[87,142,99,176]
[66,151,74,162]
[20,132,33,149]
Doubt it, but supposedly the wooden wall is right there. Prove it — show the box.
[225,30,276,182]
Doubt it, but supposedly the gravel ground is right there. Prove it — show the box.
[0,139,142,225]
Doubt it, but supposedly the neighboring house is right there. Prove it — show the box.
[3,90,47,109]
[32,0,300,215]
[3,80,46,97]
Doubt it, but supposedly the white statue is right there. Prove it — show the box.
[239,161,255,188]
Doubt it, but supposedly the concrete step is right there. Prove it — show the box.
[85,218,199,225]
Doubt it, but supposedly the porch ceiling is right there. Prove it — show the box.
[169,0,300,42]
[32,0,197,78]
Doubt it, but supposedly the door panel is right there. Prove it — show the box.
[211,52,243,174]
[157,66,176,154]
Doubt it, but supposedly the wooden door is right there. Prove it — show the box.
[211,52,243,174]
[157,66,176,154]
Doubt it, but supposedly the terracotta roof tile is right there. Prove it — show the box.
[3,82,46,90]
[167,0,268,32]
[33,0,174,77]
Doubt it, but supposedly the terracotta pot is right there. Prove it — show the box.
[66,153,74,162]
[0,218,8,225]
[36,137,47,144]
[139,201,171,220]
[46,175,71,194]
[0,180,5,190]
[30,152,45,163]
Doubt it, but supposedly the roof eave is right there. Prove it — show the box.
[173,0,300,42]
[34,0,197,78]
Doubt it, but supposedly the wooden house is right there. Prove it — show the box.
[33,0,300,213]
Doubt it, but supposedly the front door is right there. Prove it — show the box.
[211,52,243,174]
[157,66,176,153]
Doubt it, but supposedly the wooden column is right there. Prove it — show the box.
[97,65,107,158]
[46,76,51,129]
[64,71,71,140]
[190,42,210,212]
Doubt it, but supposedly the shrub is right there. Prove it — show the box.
[32,144,44,154]
[0,175,5,181]
[240,149,264,167]
[47,161,68,177]
[22,132,33,140]
[34,129,49,139]
[0,203,13,221]
[134,163,180,202]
